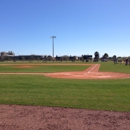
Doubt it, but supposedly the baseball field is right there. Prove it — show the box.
[0,61,130,129]
[0,62,130,111]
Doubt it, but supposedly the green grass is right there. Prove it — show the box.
[0,61,130,112]
[99,61,130,74]
[0,65,89,72]
[0,75,129,112]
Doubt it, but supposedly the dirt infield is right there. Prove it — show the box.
[0,105,130,130]
[15,65,34,68]
[44,64,130,79]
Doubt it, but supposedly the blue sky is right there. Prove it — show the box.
[0,0,130,57]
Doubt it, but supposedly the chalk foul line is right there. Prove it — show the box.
[87,64,99,73]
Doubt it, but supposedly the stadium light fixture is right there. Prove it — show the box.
[50,36,56,59]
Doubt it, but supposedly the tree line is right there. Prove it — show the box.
[0,51,129,62]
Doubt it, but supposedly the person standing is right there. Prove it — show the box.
[114,58,117,64]
[125,58,128,65]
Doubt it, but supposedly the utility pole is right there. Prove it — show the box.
[50,36,56,60]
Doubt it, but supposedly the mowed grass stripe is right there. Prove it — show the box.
[0,75,130,112]
[0,65,89,73]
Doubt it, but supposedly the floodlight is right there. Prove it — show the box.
[50,36,56,59]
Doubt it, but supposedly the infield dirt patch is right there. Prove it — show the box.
[14,65,35,68]
[44,64,130,79]
[0,105,129,130]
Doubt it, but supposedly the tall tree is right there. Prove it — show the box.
[103,53,109,59]
[94,51,99,61]
[113,55,117,64]
[113,55,117,60]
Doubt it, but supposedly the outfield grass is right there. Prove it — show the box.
[100,62,130,74]
[0,64,89,72]
[0,61,130,112]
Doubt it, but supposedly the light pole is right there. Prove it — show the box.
[50,36,56,59]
